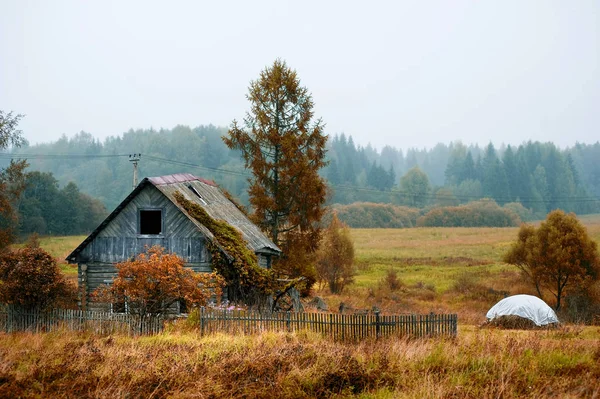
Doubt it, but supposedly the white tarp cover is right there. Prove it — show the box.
[486,294,559,326]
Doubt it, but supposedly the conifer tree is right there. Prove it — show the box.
[224,60,328,287]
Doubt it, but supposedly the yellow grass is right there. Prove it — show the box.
[0,327,599,398]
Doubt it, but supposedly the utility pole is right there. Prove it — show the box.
[129,153,141,190]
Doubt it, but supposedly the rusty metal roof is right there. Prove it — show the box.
[66,174,280,262]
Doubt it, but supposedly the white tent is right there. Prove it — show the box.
[486,294,559,326]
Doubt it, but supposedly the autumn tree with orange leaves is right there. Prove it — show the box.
[224,60,328,291]
[316,213,355,294]
[504,210,599,310]
[0,246,76,311]
[94,246,224,317]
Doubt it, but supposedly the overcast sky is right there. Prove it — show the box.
[1,1,598,151]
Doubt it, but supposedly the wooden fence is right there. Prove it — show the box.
[196,308,457,341]
[0,307,457,340]
[0,307,164,335]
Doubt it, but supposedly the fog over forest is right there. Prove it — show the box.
[1,126,599,235]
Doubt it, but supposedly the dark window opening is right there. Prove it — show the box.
[112,301,126,313]
[179,299,188,314]
[140,209,162,234]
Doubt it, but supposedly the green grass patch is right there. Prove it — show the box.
[12,235,85,276]
[351,227,518,263]
[354,262,512,294]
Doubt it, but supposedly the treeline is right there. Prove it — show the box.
[325,136,600,217]
[3,126,600,225]
[3,126,240,211]
[17,171,107,236]
[442,142,597,216]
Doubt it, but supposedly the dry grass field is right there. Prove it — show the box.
[2,215,599,398]
[0,326,599,398]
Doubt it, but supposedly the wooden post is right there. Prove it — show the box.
[453,314,458,337]
[200,307,205,336]
[375,310,380,340]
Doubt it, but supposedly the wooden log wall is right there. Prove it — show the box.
[76,185,216,309]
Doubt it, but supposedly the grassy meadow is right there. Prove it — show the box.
[312,215,600,324]
[2,216,600,397]
[13,235,86,277]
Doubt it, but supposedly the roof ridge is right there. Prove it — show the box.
[148,173,216,187]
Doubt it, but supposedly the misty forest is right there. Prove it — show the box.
[1,126,599,237]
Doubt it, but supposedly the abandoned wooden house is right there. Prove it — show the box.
[66,173,281,311]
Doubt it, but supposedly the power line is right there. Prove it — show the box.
[0,153,129,159]
[143,155,250,178]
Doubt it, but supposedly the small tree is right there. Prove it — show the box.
[93,246,224,317]
[504,210,599,310]
[0,111,27,252]
[316,213,355,294]
[400,166,431,208]
[0,247,76,311]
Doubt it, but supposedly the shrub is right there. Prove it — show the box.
[93,246,224,317]
[316,214,355,294]
[383,268,404,291]
[503,202,534,222]
[0,247,76,311]
[416,199,521,227]
[328,202,419,228]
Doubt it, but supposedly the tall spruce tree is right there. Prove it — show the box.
[224,60,328,287]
